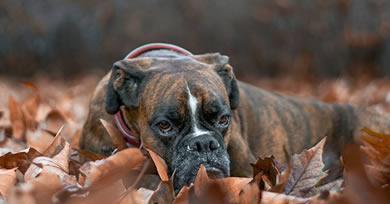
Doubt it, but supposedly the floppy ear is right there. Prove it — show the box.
[194,53,240,109]
[215,63,240,109]
[105,60,147,114]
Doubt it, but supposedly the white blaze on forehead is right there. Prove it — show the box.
[186,84,210,137]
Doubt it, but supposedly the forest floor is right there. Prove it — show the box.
[0,75,389,204]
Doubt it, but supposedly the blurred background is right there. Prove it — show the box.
[1,0,390,81]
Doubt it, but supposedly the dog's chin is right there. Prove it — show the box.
[205,166,225,179]
[173,163,229,192]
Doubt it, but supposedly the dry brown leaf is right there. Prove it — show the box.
[118,188,153,204]
[68,180,126,204]
[0,168,17,199]
[174,165,255,203]
[334,144,390,204]
[70,129,82,149]
[283,138,342,197]
[43,110,67,134]
[148,181,175,204]
[270,166,291,194]
[26,129,55,153]
[173,185,192,204]
[251,156,280,190]
[35,103,53,122]
[100,119,127,151]
[21,93,40,131]
[9,171,65,204]
[25,141,70,181]
[360,128,390,186]
[238,178,262,204]
[79,148,145,189]
[42,125,66,157]
[146,148,169,182]
[261,191,309,203]
[0,147,41,173]
[77,149,106,162]
[8,96,25,141]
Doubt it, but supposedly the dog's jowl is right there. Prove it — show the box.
[80,43,390,191]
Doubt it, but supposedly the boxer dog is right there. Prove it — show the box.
[80,43,390,190]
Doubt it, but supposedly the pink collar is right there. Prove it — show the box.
[114,43,192,147]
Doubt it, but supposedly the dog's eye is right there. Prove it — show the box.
[157,120,172,133]
[217,115,230,127]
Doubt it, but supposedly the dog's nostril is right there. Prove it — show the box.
[196,142,202,152]
[209,140,220,151]
[189,138,220,152]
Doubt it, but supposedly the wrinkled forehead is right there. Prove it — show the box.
[139,60,229,117]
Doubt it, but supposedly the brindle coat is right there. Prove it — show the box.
[80,51,390,189]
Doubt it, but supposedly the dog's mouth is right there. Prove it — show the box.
[183,163,228,186]
[204,165,225,179]
[171,147,230,191]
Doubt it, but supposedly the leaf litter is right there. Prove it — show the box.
[0,77,389,203]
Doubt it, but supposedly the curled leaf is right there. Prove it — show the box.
[146,148,169,182]
[80,148,145,189]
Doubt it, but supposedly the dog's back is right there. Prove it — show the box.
[235,81,390,168]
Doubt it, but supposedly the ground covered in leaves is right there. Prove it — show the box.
[0,75,389,204]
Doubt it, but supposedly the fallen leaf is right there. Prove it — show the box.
[70,129,81,149]
[118,188,153,204]
[26,129,55,153]
[284,138,342,197]
[334,144,390,204]
[0,168,17,199]
[175,165,255,203]
[251,156,280,190]
[0,147,41,173]
[100,119,127,151]
[77,149,106,162]
[238,178,262,204]
[43,110,67,134]
[8,96,25,141]
[42,125,65,157]
[261,191,308,203]
[148,181,175,204]
[79,148,145,189]
[21,93,40,131]
[360,128,390,186]
[25,141,70,181]
[9,171,65,204]
[146,148,169,182]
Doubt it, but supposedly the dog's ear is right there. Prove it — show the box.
[194,53,240,109]
[193,53,229,65]
[215,63,240,109]
[105,60,147,114]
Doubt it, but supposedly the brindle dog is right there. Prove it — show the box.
[80,47,390,190]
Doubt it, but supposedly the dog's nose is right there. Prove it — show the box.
[188,136,220,152]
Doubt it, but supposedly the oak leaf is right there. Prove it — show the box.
[283,138,343,197]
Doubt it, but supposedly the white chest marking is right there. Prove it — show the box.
[186,85,210,137]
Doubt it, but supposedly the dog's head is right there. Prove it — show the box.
[105,53,239,190]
